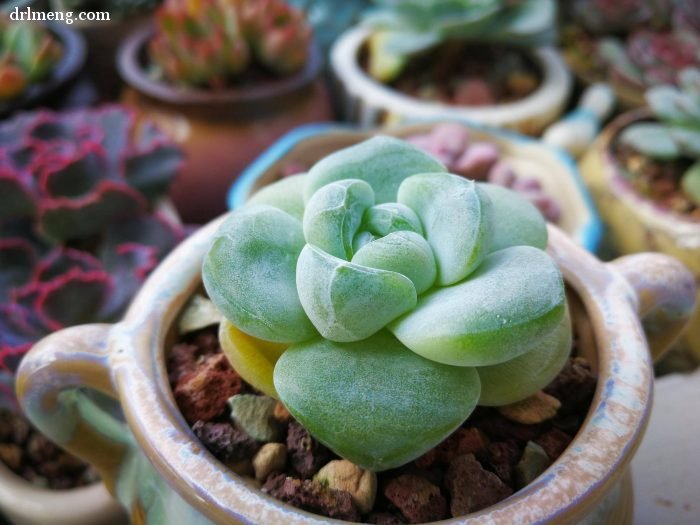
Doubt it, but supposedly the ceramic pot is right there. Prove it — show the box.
[579,109,700,361]
[228,122,602,252]
[0,22,86,118]
[117,26,334,225]
[15,191,695,522]
[330,26,572,136]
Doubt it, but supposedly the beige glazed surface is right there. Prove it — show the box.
[14,140,696,523]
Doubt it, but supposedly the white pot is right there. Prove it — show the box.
[331,26,573,135]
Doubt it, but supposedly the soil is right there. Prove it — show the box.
[169,320,597,523]
[612,139,700,221]
[0,409,99,489]
[360,40,541,107]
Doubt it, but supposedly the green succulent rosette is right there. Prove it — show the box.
[203,136,570,471]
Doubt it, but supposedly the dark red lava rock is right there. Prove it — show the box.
[286,421,332,479]
[174,353,243,424]
[534,428,573,461]
[384,474,448,524]
[192,421,261,463]
[486,440,521,485]
[415,427,489,468]
[544,357,597,416]
[262,474,360,522]
[445,453,513,517]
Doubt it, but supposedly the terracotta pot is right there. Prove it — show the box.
[579,109,700,361]
[228,122,602,251]
[0,22,86,118]
[330,26,572,136]
[15,180,696,522]
[117,26,334,225]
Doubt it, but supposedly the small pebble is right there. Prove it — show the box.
[445,454,512,517]
[415,427,489,468]
[454,78,495,106]
[178,295,223,335]
[487,161,517,187]
[544,357,597,416]
[428,123,469,158]
[253,443,287,482]
[486,440,520,485]
[384,474,447,524]
[228,394,282,442]
[315,459,377,515]
[0,443,22,471]
[515,441,551,489]
[192,421,261,463]
[498,391,562,425]
[273,401,292,424]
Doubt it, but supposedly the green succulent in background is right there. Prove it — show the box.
[203,137,571,471]
[0,17,63,101]
[363,0,557,82]
[56,0,162,18]
[620,67,700,206]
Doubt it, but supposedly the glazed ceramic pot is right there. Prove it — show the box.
[117,26,334,225]
[330,26,573,136]
[0,22,86,118]
[580,109,700,361]
[15,196,696,522]
[228,122,603,252]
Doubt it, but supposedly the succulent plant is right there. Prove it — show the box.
[363,0,556,82]
[58,0,162,18]
[0,17,63,102]
[288,0,370,52]
[619,68,700,206]
[0,106,184,399]
[149,0,311,89]
[0,106,183,242]
[568,0,671,36]
[204,137,570,471]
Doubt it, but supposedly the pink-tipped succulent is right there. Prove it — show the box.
[149,0,311,89]
[0,17,63,101]
[0,107,185,395]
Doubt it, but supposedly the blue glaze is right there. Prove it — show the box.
[227,121,603,253]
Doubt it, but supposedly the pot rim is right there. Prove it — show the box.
[0,21,86,116]
[106,210,653,523]
[330,25,572,126]
[599,108,700,235]
[116,25,323,106]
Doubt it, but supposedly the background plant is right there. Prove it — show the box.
[363,0,556,82]
[0,17,63,102]
[149,0,312,89]
[619,67,700,206]
[0,106,185,407]
[204,137,570,471]
[54,0,162,18]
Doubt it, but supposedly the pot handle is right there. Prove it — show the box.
[15,324,130,495]
[610,253,697,362]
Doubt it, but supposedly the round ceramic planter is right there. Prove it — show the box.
[228,122,602,252]
[0,22,86,118]
[117,26,334,225]
[15,190,696,522]
[330,26,573,136]
[580,109,700,361]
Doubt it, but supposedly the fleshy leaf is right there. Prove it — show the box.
[219,320,287,399]
[296,244,416,342]
[361,202,423,237]
[0,166,36,220]
[397,173,492,285]
[351,231,436,295]
[619,123,680,160]
[389,245,566,367]
[274,330,480,471]
[203,205,316,343]
[479,183,547,251]
[303,179,375,260]
[0,238,36,301]
[304,136,446,204]
[477,308,572,406]
[124,144,183,199]
[247,174,307,221]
